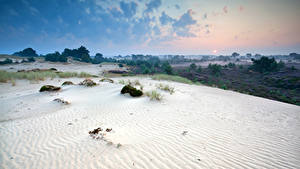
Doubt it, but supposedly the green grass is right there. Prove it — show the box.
[0,70,94,82]
[151,74,193,84]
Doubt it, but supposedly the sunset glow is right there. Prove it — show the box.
[0,0,300,55]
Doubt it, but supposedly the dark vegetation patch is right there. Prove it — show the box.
[13,48,38,57]
[79,79,97,87]
[174,59,300,105]
[89,127,102,135]
[17,68,58,73]
[53,98,70,105]
[62,81,74,86]
[108,70,129,74]
[121,85,143,97]
[99,78,114,83]
[39,85,61,92]
[0,57,35,65]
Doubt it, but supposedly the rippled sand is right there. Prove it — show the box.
[0,76,299,169]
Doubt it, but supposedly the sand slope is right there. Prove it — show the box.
[0,77,299,169]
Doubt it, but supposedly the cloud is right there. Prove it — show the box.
[9,9,18,16]
[145,0,162,13]
[85,8,90,14]
[172,9,197,37]
[120,1,138,18]
[110,8,123,18]
[239,6,244,12]
[159,11,175,25]
[153,25,161,35]
[173,9,196,28]
[223,6,228,14]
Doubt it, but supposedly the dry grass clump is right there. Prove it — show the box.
[118,79,142,85]
[0,70,94,82]
[11,79,16,86]
[118,79,126,85]
[156,83,174,94]
[118,79,132,85]
[133,79,141,86]
[145,90,163,101]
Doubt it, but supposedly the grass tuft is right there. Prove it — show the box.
[145,90,163,101]
[156,83,174,94]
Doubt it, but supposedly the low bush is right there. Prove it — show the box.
[250,57,284,73]
[53,98,70,105]
[100,78,114,83]
[79,79,97,87]
[39,85,61,92]
[62,81,74,86]
[121,85,143,97]
[208,64,222,76]
[0,58,13,65]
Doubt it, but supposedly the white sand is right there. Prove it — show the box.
[0,66,300,168]
[0,60,127,75]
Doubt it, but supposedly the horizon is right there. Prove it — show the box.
[1,0,300,56]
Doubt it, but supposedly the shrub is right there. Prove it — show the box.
[39,85,61,92]
[162,62,173,75]
[118,63,124,67]
[189,63,197,71]
[27,57,35,62]
[197,66,202,73]
[53,98,70,105]
[121,85,143,97]
[80,53,92,63]
[100,78,114,83]
[45,52,67,62]
[62,81,74,86]
[208,64,222,76]
[145,90,162,101]
[227,62,236,69]
[0,58,13,65]
[79,79,97,87]
[250,57,282,73]
[13,48,38,57]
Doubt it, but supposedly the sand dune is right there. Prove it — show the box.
[0,77,300,169]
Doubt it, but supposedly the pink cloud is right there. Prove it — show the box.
[223,6,228,14]
[239,6,244,12]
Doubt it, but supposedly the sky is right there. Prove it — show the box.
[0,0,300,56]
